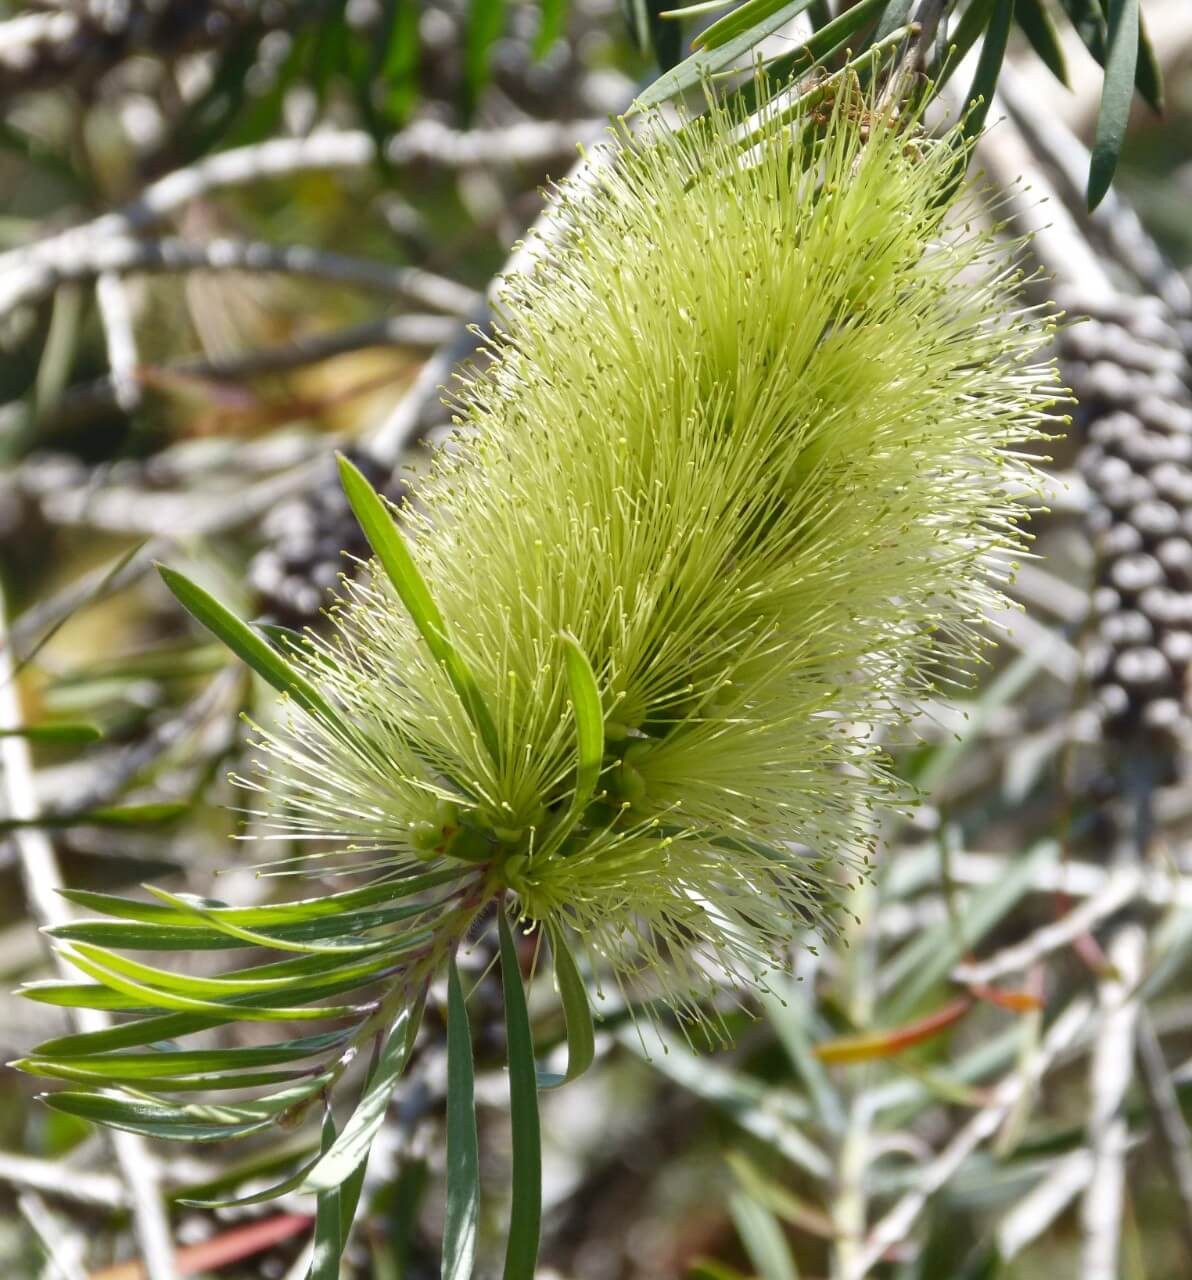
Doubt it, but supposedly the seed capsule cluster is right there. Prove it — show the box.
[249,448,407,628]
[1062,295,1192,744]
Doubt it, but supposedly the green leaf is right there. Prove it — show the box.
[534,0,567,56]
[1058,0,1160,113]
[379,0,420,121]
[143,886,395,955]
[309,1110,349,1280]
[30,961,388,1054]
[731,0,905,117]
[1014,0,1068,86]
[49,896,439,952]
[158,564,340,725]
[60,867,462,930]
[1058,0,1105,57]
[337,453,501,765]
[20,980,158,1010]
[41,1091,274,1143]
[559,633,604,813]
[539,633,605,858]
[961,0,1013,143]
[1134,8,1163,115]
[60,940,403,1001]
[870,0,915,46]
[633,0,818,109]
[57,945,365,1022]
[30,1064,306,1094]
[442,957,479,1280]
[542,932,595,1087]
[696,0,815,50]
[933,0,995,93]
[21,1031,348,1080]
[728,1192,798,1280]
[179,1148,324,1208]
[1088,0,1139,210]
[302,1002,422,1192]
[465,0,507,105]
[498,913,541,1280]
[0,801,188,832]
[33,1012,224,1057]
[658,0,736,19]
[0,722,101,745]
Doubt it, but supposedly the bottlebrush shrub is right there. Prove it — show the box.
[18,82,1062,1278]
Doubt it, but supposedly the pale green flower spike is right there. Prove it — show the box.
[19,79,1064,1273]
[244,84,1061,1021]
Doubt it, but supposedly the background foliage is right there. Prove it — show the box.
[2,1,1192,1278]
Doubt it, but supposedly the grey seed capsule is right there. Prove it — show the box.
[1143,698,1185,731]
[1092,586,1122,617]
[1100,523,1143,557]
[1130,499,1181,540]
[1114,646,1171,688]
[1161,631,1192,666]
[1148,372,1188,403]
[1128,311,1181,347]
[1090,455,1134,490]
[1090,412,1139,447]
[1144,434,1192,466]
[1087,503,1114,535]
[1096,683,1130,720]
[1085,640,1112,679]
[1086,361,1137,403]
[1150,462,1192,505]
[1157,539,1192,583]
[1138,586,1182,627]
[1100,610,1153,647]
[1139,396,1192,435]
[1111,553,1164,594]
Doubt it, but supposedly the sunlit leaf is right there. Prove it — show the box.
[302,1002,422,1192]
[499,913,541,1280]
[442,957,479,1280]
[1088,0,1139,209]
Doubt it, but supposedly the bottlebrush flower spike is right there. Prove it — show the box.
[245,85,1061,1014]
[19,79,1063,1267]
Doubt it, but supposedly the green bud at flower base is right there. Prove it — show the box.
[238,81,1063,1022]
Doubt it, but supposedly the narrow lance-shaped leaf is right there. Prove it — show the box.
[869,0,914,46]
[633,0,817,110]
[308,1109,347,1280]
[0,722,101,744]
[733,0,891,113]
[538,632,605,857]
[337,453,501,765]
[158,565,339,725]
[59,866,463,929]
[18,1031,348,1081]
[1057,0,1160,113]
[695,0,816,50]
[301,1001,422,1192]
[728,1192,798,1280]
[41,1091,275,1143]
[144,885,393,956]
[1014,0,1069,86]
[498,912,542,1280]
[442,957,479,1280]
[539,931,595,1088]
[961,0,1013,144]
[1088,0,1139,210]
[57,945,363,1023]
[48,896,440,952]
